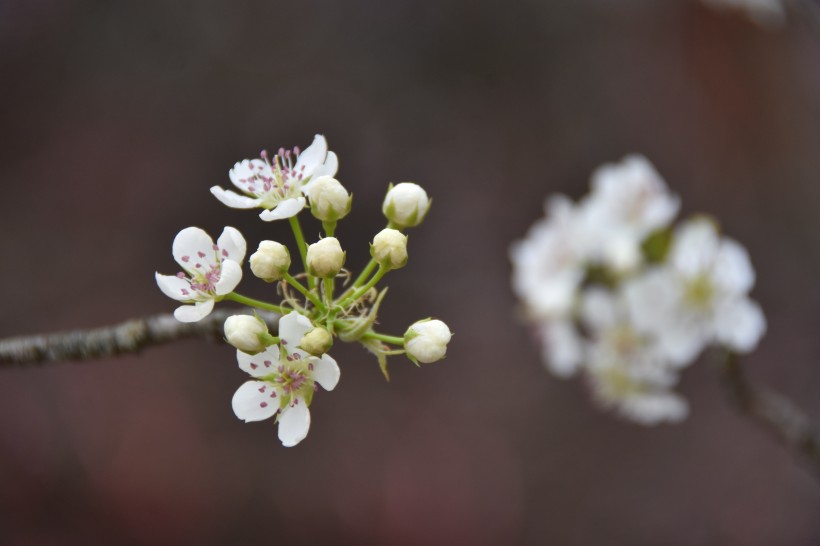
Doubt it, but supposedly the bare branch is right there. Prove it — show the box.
[721,352,820,477]
[0,310,278,366]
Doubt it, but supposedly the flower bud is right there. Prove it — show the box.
[224,314,269,354]
[382,182,431,229]
[300,326,333,356]
[306,237,345,278]
[404,319,452,364]
[250,241,290,282]
[371,228,408,270]
[308,176,352,222]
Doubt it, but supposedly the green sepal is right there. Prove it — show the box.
[337,287,389,342]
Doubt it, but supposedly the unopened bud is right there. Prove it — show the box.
[308,176,352,222]
[382,182,431,229]
[224,315,269,354]
[306,237,345,278]
[300,327,333,356]
[404,319,452,364]
[371,228,408,270]
[250,241,290,282]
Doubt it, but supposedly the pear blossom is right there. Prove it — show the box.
[382,182,431,229]
[579,155,679,272]
[231,311,340,447]
[510,196,587,318]
[579,288,688,424]
[210,134,338,222]
[155,226,246,322]
[404,319,452,364]
[624,219,766,366]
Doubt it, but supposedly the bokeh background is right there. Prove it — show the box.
[2,0,820,544]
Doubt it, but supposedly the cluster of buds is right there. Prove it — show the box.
[156,135,451,446]
[511,155,766,425]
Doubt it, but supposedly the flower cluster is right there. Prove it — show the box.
[156,135,452,446]
[511,155,766,425]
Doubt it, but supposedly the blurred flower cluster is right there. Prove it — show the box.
[156,135,451,446]
[511,156,766,425]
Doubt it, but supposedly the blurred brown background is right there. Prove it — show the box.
[2,0,820,544]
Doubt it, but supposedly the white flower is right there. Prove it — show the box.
[224,314,269,354]
[210,134,338,222]
[308,176,351,222]
[701,0,785,28]
[249,240,290,282]
[306,237,345,278]
[231,311,340,447]
[155,227,246,322]
[510,196,587,318]
[580,155,679,272]
[624,219,766,366]
[579,288,688,425]
[404,319,452,363]
[382,182,431,229]
[371,228,408,270]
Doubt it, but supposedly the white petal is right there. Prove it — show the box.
[155,272,192,302]
[214,260,243,296]
[258,197,306,221]
[172,227,216,271]
[312,354,340,391]
[713,239,755,295]
[278,400,311,447]
[656,320,707,367]
[173,299,214,322]
[539,320,583,378]
[670,220,719,277]
[621,391,689,425]
[210,186,262,209]
[294,134,328,176]
[580,287,619,331]
[232,380,280,422]
[310,150,338,180]
[714,298,766,353]
[278,311,313,347]
[217,226,247,264]
[237,346,281,378]
[229,159,272,193]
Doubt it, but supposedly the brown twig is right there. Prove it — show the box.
[0,310,278,366]
[721,352,820,477]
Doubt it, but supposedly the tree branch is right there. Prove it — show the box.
[0,310,278,366]
[721,352,820,477]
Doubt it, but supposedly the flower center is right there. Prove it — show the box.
[683,273,714,310]
[177,244,228,296]
[252,148,308,208]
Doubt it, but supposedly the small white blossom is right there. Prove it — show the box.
[382,182,431,229]
[155,226,246,322]
[510,196,587,318]
[405,319,452,363]
[580,288,688,425]
[231,312,340,447]
[224,314,269,354]
[371,228,408,270]
[210,134,338,222]
[624,219,766,366]
[249,240,290,282]
[580,155,679,272]
[306,237,345,278]
[536,318,584,378]
[308,176,351,222]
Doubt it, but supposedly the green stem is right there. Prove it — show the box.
[323,277,334,306]
[289,215,315,290]
[225,293,287,314]
[339,258,378,302]
[337,266,387,309]
[361,331,405,345]
[323,220,337,237]
[283,273,323,309]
